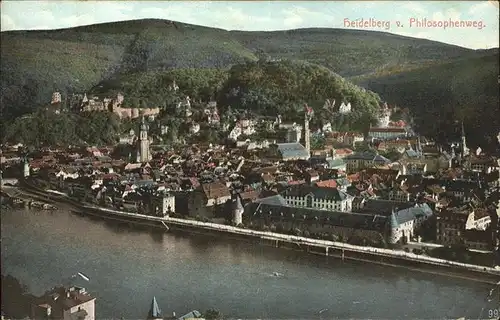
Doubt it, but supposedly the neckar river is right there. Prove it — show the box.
[1,208,497,319]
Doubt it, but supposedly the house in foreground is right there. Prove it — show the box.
[31,286,95,320]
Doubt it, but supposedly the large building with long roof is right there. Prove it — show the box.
[243,195,433,245]
[268,142,310,161]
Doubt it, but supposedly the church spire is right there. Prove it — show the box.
[461,121,469,157]
[147,296,163,320]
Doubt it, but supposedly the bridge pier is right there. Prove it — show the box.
[342,248,345,261]
[325,247,329,256]
[275,240,279,248]
[161,221,170,231]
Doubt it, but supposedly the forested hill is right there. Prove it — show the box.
[1,18,486,117]
[1,18,498,147]
[353,52,500,150]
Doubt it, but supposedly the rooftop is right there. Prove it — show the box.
[275,143,310,159]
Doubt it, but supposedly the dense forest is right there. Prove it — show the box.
[354,52,500,150]
[2,109,121,146]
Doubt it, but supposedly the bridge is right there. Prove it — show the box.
[1,186,24,198]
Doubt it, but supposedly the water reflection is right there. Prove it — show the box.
[150,230,164,243]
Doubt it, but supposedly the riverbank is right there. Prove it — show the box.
[15,184,500,284]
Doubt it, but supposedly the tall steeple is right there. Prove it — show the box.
[137,116,151,163]
[461,121,469,157]
[147,296,163,320]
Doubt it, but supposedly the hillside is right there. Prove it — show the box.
[1,19,486,119]
[353,52,500,149]
[218,60,382,131]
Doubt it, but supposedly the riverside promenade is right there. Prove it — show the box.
[11,185,500,283]
[91,205,500,281]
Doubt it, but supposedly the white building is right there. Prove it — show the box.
[338,102,352,114]
[322,122,333,133]
[228,125,242,140]
[377,103,391,127]
[286,123,302,143]
[51,92,62,104]
[282,185,354,212]
[190,122,200,134]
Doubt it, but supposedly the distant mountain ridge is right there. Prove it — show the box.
[1,18,498,146]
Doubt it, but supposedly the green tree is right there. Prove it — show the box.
[203,309,224,320]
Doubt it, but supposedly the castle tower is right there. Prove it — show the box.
[232,194,244,225]
[460,121,469,157]
[147,296,163,320]
[136,117,151,163]
[378,103,391,127]
[304,104,313,155]
[388,210,399,244]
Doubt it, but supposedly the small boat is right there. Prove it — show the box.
[272,272,284,277]
[43,203,57,210]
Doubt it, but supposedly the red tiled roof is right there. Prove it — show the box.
[315,179,337,188]
[347,173,360,182]
[335,148,353,155]
[288,180,305,185]
[369,127,406,132]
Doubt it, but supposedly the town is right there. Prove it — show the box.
[2,89,500,267]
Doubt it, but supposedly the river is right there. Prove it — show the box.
[1,208,498,319]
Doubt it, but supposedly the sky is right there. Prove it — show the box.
[1,1,499,49]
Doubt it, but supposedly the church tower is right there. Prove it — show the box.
[23,155,30,178]
[146,296,163,320]
[460,121,469,157]
[136,116,151,163]
[232,193,244,225]
[378,102,391,127]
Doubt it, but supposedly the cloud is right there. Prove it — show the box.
[469,1,494,15]
[432,8,461,22]
[0,1,497,49]
[281,6,336,29]
[401,2,427,14]
[0,14,17,31]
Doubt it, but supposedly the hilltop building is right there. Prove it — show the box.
[338,102,352,114]
[51,92,62,105]
[377,102,391,128]
[323,99,352,115]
